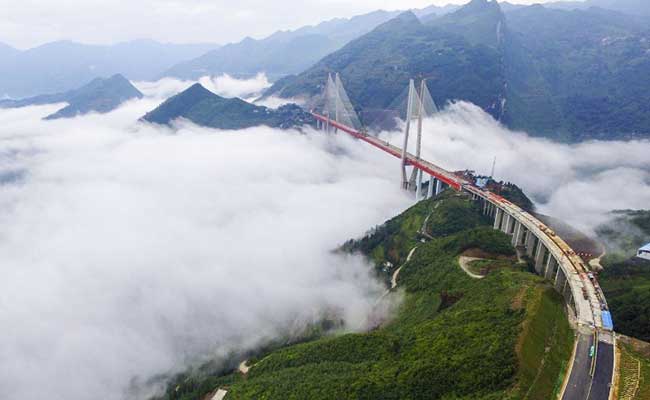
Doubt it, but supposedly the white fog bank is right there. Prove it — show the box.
[1,79,649,400]
[0,100,410,400]
[381,101,650,233]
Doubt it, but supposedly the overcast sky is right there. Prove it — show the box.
[1,0,576,49]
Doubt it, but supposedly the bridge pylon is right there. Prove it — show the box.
[402,79,432,195]
[317,73,362,133]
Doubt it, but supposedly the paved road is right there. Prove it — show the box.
[563,333,594,400]
[588,342,614,400]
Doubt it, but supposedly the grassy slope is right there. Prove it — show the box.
[156,192,573,400]
[616,337,650,400]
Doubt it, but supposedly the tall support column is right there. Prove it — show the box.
[427,174,434,199]
[525,232,536,257]
[555,268,566,292]
[544,256,557,281]
[333,73,341,134]
[501,214,511,233]
[512,222,524,246]
[401,80,416,190]
[435,179,443,195]
[494,208,503,230]
[408,79,426,190]
[534,243,546,275]
[415,169,423,200]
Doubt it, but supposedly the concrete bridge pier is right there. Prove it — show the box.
[525,232,537,257]
[488,203,496,218]
[435,179,443,195]
[427,174,434,199]
[494,208,504,230]
[512,222,525,246]
[534,242,547,275]
[555,268,567,292]
[499,213,510,233]
[544,256,558,281]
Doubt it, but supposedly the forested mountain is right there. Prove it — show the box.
[502,5,650,140]
[266,1,508,126]
[266,0,650,141]
[0,40,219,98]
[142,83,313,130]
[0,74,143,119]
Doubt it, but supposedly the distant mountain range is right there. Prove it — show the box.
[533,0,650,16]
[163,11,402,80]
[0,74,143,120]
[0,40,219,98]
[266,0,650,141]
[142,83,313,130]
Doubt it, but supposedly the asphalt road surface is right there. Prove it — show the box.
[562,333,594,400]
[588,342,614,400]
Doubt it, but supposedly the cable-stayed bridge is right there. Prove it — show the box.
[311,74,615,400]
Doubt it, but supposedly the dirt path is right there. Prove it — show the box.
[391,246,418,289]
[589,249,606,271]
[238,360,250,375]
[457,256,485,279]
[210,389,228,400]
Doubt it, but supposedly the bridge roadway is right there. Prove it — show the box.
[312,113,615,400]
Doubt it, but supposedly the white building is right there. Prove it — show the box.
[637,243,650,261]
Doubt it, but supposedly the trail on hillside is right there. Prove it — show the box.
[457,256,486,279]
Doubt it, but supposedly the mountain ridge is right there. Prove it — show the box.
[0,74,143,119]
[266,1,650,141]
[0,40,219,98]
[141,83,313,130]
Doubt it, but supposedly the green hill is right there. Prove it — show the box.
[154,191,574,400]
[141,83,314,130]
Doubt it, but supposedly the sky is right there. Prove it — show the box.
[0,0,579,49]
[0,74,649,400]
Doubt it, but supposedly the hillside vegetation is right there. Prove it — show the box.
[616,336,650,400]
[155,191,573,400]
[597,210,650,341]
[141,83,313,130]
[267,0,650,141]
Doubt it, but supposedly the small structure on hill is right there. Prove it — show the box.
[637,243,650,261]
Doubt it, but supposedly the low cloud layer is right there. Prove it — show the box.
[380,101,650,233]
[134,72,272,101]
[1,79,648,400]
[0,97,409,400]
